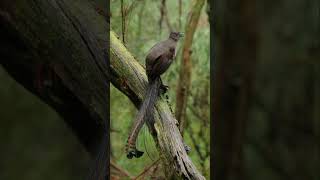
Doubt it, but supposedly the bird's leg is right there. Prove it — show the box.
[159,78,169,94]
[160,84,169,92]
[184,142,191,154]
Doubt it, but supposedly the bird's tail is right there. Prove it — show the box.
[125,77,161,159]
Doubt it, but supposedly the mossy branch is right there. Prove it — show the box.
[110,30,205,180]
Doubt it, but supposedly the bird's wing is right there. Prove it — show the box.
[146,41,168,77]
[145,41,168,63]
[149,54,174,77]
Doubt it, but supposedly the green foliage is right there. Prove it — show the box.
[111,0,210,178]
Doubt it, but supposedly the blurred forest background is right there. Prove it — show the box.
[110,0,210,179]
[214,0,320,180]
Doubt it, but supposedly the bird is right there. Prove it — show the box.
[126,31,184,159]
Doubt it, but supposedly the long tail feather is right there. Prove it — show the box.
[126,77,160,158]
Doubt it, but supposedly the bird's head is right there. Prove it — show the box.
[169,31,184,41]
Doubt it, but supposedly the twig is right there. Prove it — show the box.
[159,0,173,33]
[159,0,165,34]
[187,104,208,123]
[110,128,121,133]
[126,0,144,16]
[110,160,133,178]
[133,158,161,180]
[179,0,182,29]
[121,0,126,44]
[186,117,205,162]
[186,116,209,175]
[164,8,173,32]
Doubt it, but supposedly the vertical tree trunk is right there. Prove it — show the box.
[175,0,205,135]
[178,0,182,29]
[213,0,258,180]
[313,64,320,179]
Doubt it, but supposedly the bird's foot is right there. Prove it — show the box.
[184,143,191,154]
[160,84,169,94]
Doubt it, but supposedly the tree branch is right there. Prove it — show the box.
[110,30,205,179]
[176,0,205,135]
[0,0,204,178]
[110,160,133,179]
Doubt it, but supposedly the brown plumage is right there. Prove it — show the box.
[126,32,183,159]
[146,32,183,81]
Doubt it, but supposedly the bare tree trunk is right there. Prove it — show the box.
[213,0,258,180]
[178,0,182,29]
[175,0,205,135]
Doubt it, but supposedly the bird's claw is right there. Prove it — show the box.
[184,143,191,154]
[160,84,169,94]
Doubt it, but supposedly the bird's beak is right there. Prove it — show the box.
[179,32,184,37]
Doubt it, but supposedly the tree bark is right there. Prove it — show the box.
[175,0,205,135]
[110,30,205,180]
[213,0,258,180]
[0,0,110,179]
[0,0,204,179]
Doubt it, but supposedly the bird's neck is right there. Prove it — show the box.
[167,38,178,47]
[169,37,179,42]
